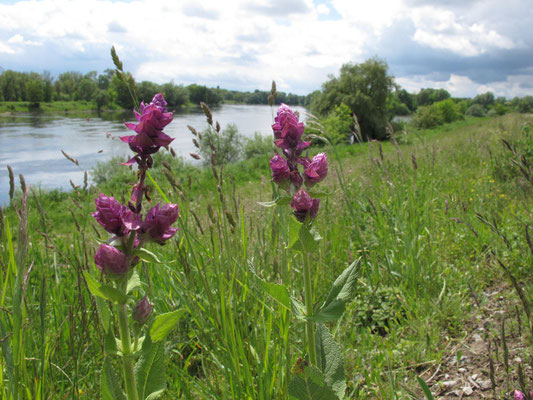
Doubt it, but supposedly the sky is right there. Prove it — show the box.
[0,0,532,98]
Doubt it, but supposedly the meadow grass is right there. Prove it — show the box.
[0,113,532,399]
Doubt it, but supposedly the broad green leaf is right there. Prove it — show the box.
[95,296,111,329]
[417,376,435,400]
[288,363,338,400]
[292,224,319,252]
[84,271,128,304]
[313,259,360,322]
[290,296,307,321]
[315,324,345,399]
[307,190,332,199]
[288,217,303,249]
[135,335,166,400]
[127,270,141,294]
[101,357,126,400]
[150,310,185,342]
[258,280,291,310]
[136,248,161,264]
[104,328,118,356]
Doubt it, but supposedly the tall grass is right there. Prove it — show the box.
[0,113,531,398]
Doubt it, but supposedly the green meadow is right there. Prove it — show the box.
[1,113,532,399]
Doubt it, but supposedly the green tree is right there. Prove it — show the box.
[162,82,188,108]
[311,58,395,140]
[109,73,135,109]
[416,88,450,106]
[473,91,495,107]
[94,89,110,111]
[137,81,162,103]
[75,78,97,101]
[25,79,45,105]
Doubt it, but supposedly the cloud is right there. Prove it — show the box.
[182,3,220,20]
[0,0,531,97]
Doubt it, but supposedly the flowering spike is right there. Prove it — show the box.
[95,244,131,276]
[132,296,152,325]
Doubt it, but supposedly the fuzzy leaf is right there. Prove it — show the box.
[84,271,127,304]
[312,259,360,322]
[259,280,291,310]
[288,364,339,400]
[104,328,119,356]
[315,324,346,399]
[136,248,161,264]
[288,217,302,249]
[101,357,126,400]
[150,310,185,342]
[135,335,166,400]
[127,270,141,294]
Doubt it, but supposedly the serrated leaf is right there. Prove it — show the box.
[150,310,185,342]
[291,296,307,321]
[288,364,339,400]
[258,280,291,310]
[313,259,360,322]
[95,296,111,329]
[135,335,166,400]
[288,217,302,249]
[291,224,319,252]
[84,271,128,304]
[136,248,161,264]
[127,270,141,294]
[101,357,126,400]
[315,324,345,399]
[104,328,118,356]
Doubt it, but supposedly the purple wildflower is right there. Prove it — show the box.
[92,193,138,236]
[120,93,174,161]
[141,203,179,244]
[270,154,290,184]
[95,244,131,276]
[304,153,328,186]
[290,188,320,222]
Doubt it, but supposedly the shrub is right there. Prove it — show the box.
[413,105,443,129]
[465,104,486,117]
[199,123,243,165]
[242,132,273,159]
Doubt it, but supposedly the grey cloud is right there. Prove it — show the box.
[236,31,271,43]
[182,4,220,20]
[364,17,533,89]
[108,21,127,33]
[245,0,310,17]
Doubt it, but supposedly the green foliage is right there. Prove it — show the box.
[310,58,395,140]
[309,103,354,145]
[413,105,443,129]
[465,103,486,117]
[135,336,166,400]
[75,78,97,101]
[161,82,188,108]
[416,88,450,106]
[94,89,111,111]
[242,132,273,159]
[187,83,223,106]
[434,98,460,123]
[199,123,244,165]
[25,79,45,105]
[473,91,495,107]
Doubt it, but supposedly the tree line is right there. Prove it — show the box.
[307,58,533,142]
[0,69,309,110]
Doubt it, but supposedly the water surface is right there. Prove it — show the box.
[0,104,306,205]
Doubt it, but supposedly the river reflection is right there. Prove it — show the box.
[0,104,306,205]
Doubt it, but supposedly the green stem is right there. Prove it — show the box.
[302,250,317,366]
[117,281,139,400]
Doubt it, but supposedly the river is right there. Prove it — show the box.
[0,104,307,205]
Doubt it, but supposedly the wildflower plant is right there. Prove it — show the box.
[84,48,184,400]
[260,93,360,399]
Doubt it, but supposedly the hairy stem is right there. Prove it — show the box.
[303,250,317,365]
[117,280,139,400]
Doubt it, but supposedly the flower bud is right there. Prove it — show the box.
[304,153,328,186]
[142,203,179,244]
[290,189,320,222]
[132,296,151,325]
[94,244,130,276]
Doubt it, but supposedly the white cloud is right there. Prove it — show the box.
[0,0,530,97]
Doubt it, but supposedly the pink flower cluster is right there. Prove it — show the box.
[120,93,174,165]
[92,194,179,276]
[269,104,328,222]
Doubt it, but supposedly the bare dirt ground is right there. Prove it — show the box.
[418,284,532,399]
